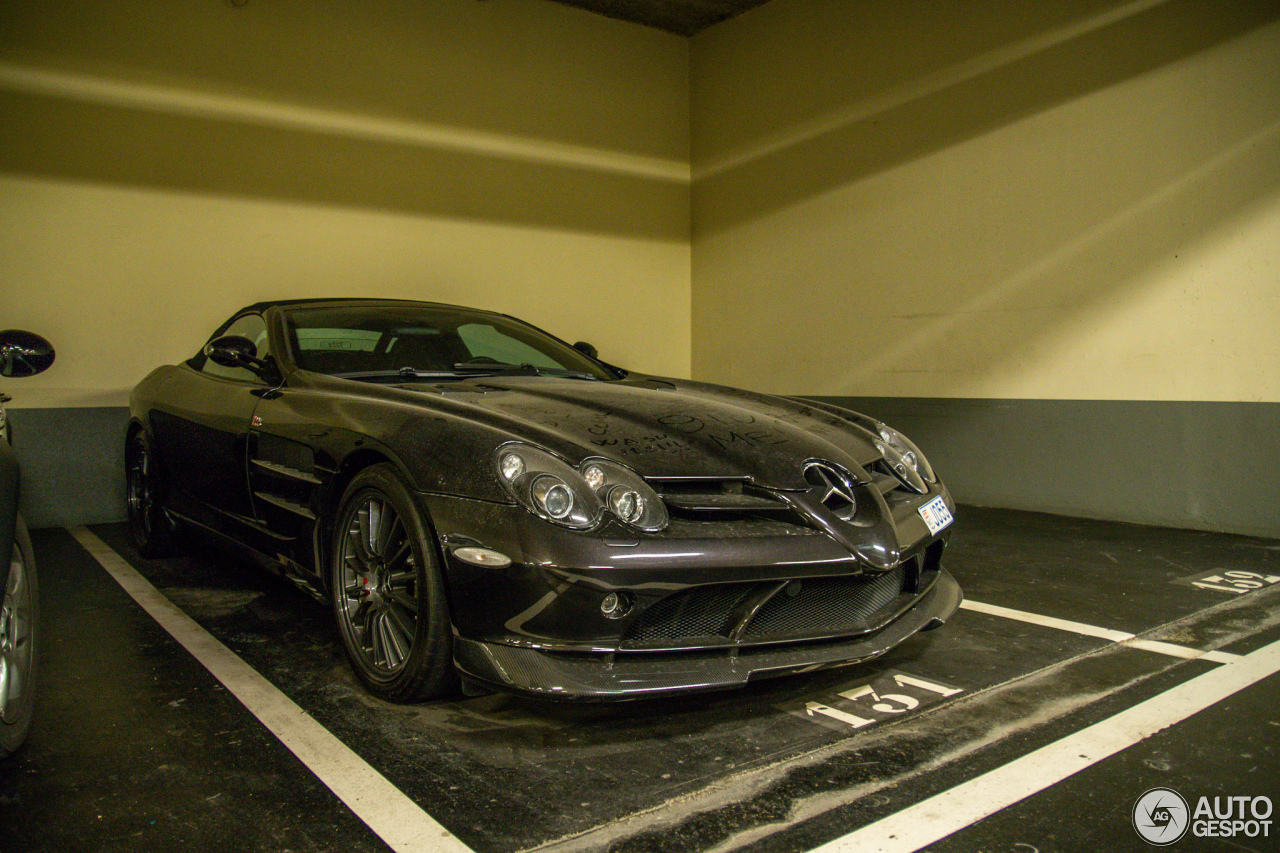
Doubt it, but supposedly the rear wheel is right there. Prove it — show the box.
[331,464,456,702]
[1,520,37,759]
[125,431,182,558]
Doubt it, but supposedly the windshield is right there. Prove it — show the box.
[282,305,614,381]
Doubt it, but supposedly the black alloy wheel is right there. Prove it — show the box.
[125,431,181,557]
[331,464,456,702]
[0,522,37,758]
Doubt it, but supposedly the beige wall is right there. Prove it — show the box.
[0,0,691,407]
[691,0,1280,402]
[7,0,1280,412]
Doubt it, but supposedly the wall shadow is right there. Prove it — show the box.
[694,0,1280,235]
[821,119,1280,397]
[0,88,689,243]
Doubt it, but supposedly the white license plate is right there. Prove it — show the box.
[918,495,953,535]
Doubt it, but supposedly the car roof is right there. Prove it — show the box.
[240,297,501,316]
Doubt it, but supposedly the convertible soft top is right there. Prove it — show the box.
[240,297,503,316]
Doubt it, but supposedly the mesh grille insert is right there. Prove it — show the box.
[621,584,754,645]
[741,566,906,641]
[620,564,913,649]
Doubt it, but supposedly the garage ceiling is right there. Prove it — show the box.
[550,0,773,36]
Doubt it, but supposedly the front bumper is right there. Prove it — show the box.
[452,568,962,699]
[422,483,957,648]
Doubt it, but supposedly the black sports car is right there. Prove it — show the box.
[128,299,961,701]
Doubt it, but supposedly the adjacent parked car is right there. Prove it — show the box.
[128,300,960,701]
[1,330,55,757]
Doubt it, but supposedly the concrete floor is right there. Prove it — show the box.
[2,506,1278,852]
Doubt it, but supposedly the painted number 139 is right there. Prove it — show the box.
[1192,570,1280,595]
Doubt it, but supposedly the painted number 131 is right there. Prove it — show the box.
[805,673,961,729]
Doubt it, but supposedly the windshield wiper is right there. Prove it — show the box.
[451,360,539,376]
[532,368,600,380]
[452,361,601,380]
[335,362,600,382]
[333,368,458,381]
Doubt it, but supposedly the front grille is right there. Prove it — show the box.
[653,480,814,531]
[662,517,821,539]
[741,566,906,641]
[620,563,912,650]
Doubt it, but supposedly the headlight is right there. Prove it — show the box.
[531,475,575,519]
[581,459,667,532]
[499,451,525,481]
[494,445,668,532]
[495,445,600,529]
[874,423,936,492]
[608,486,643,524]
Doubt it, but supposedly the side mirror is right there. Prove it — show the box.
[573,341,599,360]
[0,330,56,378]
[205,335,258,368]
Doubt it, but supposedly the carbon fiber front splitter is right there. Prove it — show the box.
[453,568,963,700]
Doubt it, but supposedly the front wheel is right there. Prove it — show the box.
[1,520,38,759]
[125,431,182,558]
[331,464,457,702]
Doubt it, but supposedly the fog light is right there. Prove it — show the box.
[452,547,513,568]
[600,591,632,619]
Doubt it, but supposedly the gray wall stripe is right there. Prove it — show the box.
[9,400,1278,539]
[811,397,1280,539]
[8,406,129,528]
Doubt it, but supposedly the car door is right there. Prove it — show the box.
[241,317,391,579]
[149,313,272,537]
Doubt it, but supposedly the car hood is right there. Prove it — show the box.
[395,375,884,491]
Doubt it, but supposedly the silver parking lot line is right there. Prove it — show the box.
[1124,638,1243,663]
[68,526,475,853]
[960,598,1243,662]
[66,524,1256,853]
[960,599,1136,642]
[810,634,1280,853]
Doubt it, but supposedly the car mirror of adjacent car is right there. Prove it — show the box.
[0,330,56,378]
[205,335,280,383]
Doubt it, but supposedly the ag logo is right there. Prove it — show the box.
[1133,787,1190,845]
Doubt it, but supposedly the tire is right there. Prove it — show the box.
[125,430,182,558]
[330,464,457,702]
[1,519,37,759]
